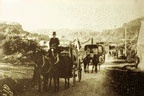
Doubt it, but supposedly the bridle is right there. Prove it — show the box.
[50,46,59,65]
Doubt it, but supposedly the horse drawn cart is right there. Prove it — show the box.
[58,45,82,85]
[83,44,105,73]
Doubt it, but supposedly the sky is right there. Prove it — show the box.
[0,0,144,32]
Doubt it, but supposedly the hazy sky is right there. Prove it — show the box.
[0,0,144,32]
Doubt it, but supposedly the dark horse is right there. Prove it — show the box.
[29,47,49,92]
[91,54,99,73]
[43,46,74,91]
[42,46,73,92]
[83,53,100,73]
[31,46,74,92]
[83,54,91,73]
[29,46,60,92]
[45,47,60,92]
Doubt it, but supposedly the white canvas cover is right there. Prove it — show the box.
[137,19,144,71]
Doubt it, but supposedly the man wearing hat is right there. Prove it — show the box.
[49,31,60,49]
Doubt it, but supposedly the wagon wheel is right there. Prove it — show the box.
[72,65,76,87]
[78,59,82,82]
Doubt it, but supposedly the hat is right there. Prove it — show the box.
[53,31,56,35]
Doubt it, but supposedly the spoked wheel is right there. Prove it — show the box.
[78,70,81,82]
[72,65,76,87]
[78,59,82,82]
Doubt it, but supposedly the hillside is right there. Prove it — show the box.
[32,17,142,45]
[0,22,49,41]
[0,17,142,46]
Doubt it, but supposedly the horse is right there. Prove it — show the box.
[28,46,59,92]
[83,54,91,73]
[44,47,60,92]
[83,54,105,73]
[28,47,50,92]
[91,54,99,73]
[31,45,75,92]
[47,46,75,90]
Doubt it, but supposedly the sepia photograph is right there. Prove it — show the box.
[0,0,144,96]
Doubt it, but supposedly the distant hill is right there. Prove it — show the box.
[0,21,49,41]
[95,17,142,43]
[1,17,143,45]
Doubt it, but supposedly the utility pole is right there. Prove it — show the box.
[91,37,93,44]
[124,26,127,57]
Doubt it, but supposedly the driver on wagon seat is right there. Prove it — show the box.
[49,31,60,50]
[48,31,60,65]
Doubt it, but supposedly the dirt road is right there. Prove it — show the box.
[22,69,116,96]
[21,65,144,96]
[1,62,144,96]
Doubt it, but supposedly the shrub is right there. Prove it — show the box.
[3,35,39,55]
[2,35,39,65]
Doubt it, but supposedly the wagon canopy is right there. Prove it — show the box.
[59,46,70,52]
[84,44,98,51]
[109,44,117,50]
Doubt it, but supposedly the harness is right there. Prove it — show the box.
[41,48,60,74]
